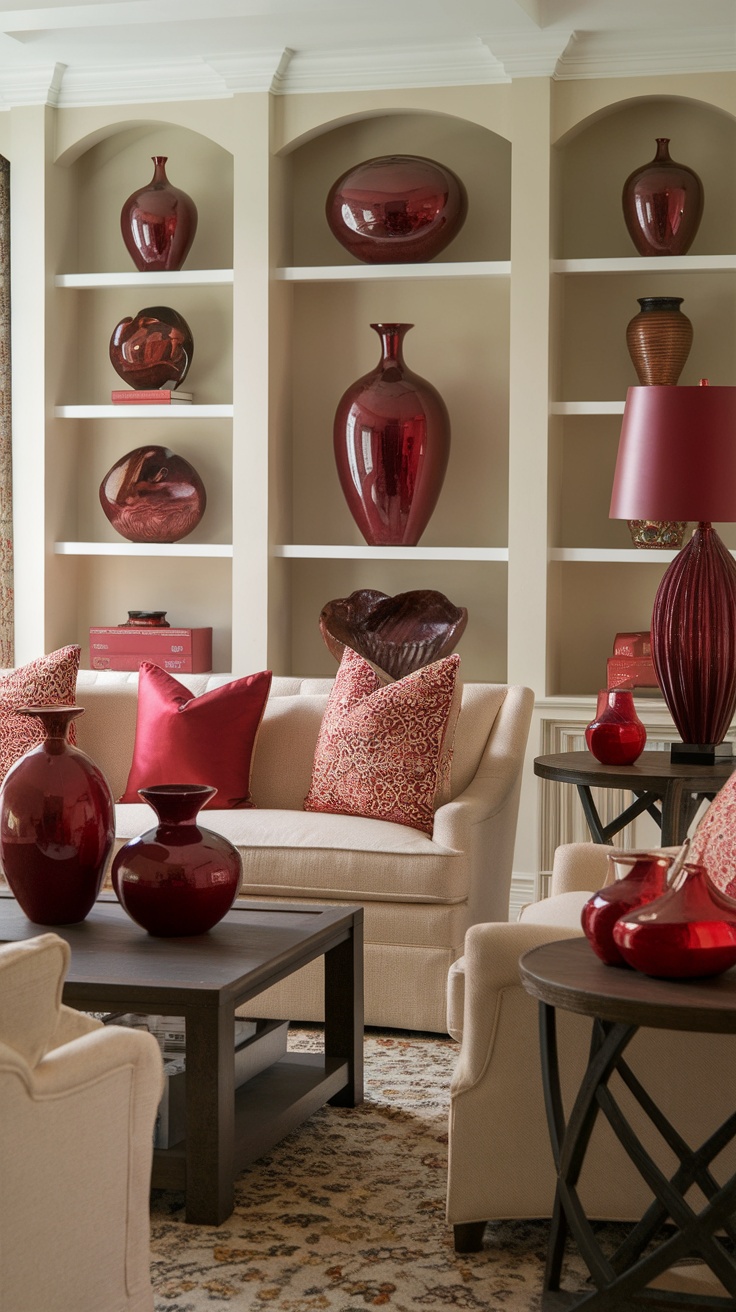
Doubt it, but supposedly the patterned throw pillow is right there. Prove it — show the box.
[304,648,462,835]
[0,645,81,782]
[688,774,736,898]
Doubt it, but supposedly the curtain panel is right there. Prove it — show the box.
[0,156,12,666]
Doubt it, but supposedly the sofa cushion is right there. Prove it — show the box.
[119,662,272,809]
[304,649,461,834]
[0,646,81,782]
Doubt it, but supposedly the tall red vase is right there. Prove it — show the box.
[613,862,736,978]
[333,323,451,547]
[0,706,115,925]
[585,689,647,766]
[581,849,674,966]
[112,784,242,937]
[120,157,198,272]
[622,138,703,257]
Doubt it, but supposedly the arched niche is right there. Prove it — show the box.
[554,95,736,259]
[284,110,511,266]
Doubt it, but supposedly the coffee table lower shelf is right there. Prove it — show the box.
[152,1052,348,1192]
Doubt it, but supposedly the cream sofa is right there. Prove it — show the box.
[446,842,736,1249]
[69,669,534,1034]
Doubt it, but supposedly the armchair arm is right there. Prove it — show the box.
[549,841,610,895]
[47,1004,103,1053]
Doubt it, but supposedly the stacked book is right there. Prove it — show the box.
[111,389,193,404]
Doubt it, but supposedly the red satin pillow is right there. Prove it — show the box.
[120,663,272,810]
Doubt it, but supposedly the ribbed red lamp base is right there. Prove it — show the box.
[652,523,736,750]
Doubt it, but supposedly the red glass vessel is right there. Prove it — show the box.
[109,305,193,391]
[120,157,198,272]
[581,850,674,966]
[99,445,206,544]
[585,689,647,766]
[326,154,468,264]
[112,784,242,937]
[333,323,450,546]
[613,862,736,978]
[0,706,115,925]
[622,138,703,257]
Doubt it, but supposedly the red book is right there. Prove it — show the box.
[89,627,212,672]
[111,390,192,404]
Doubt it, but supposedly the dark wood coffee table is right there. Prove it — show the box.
[0,896,363,1225]
[520,937,736,1310]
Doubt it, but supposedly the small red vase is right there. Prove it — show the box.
[585,689,647,766]
[613,862,736,978]
[112,784,242,937]
[99,445,206,544]
[622,138,704,257]
[333,323,450,547]
[109,305,193,391]
[120,157,198,272]
[0,706,115,925]
[581,850,674,967]
[326,154,468,264]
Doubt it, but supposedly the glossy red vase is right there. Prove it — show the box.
[99,445,206,543]
[120,157,198,272]
[326,154,467,264]
[581,850,674,966]
[109,305,193,391]
[334,323,450,546]
[112,784,242,937]
[585,689,647,766]
[613,862,736,978]
[0,706,115,925]
[622,138,704,257]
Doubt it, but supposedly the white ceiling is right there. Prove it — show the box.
[0,0,734,107]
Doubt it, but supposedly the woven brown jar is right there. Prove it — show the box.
[626,296,693,385]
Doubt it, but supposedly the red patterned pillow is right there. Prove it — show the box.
[119,662,272,810]
[304,648,461,835]
[0,646,81,782]
[689,775,736,898]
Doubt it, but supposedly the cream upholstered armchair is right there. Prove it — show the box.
[0,933,163,1312]
[445,843,736,1251]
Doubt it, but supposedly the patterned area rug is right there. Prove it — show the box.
[149,1026,565,1311]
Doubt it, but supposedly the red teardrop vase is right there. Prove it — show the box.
[0,706,115,925]
[613,862,736,978]
[622,138,704,257]
[120,157,198,272]
[112,784,242,937]
[325,154,468,264]
[585,689,647,766]
[581,849,674,966]
[333,323,451,546]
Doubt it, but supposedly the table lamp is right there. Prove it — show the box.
[609,381,736,763]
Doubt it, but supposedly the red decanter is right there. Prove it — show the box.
[613,861,736,979]
[581,850,674,966]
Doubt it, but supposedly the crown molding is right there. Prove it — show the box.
[275,39,509,94]
[206,48,292,94]
[489,31,573,78]
[556,27,736,79]
[55,58,231,106]
[0,61,65,107]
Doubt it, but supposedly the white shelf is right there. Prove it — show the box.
[551,401,625,416]
[274,544,508,561]
[55,542,233,558]
[549,548,678,563]
[54,270,234,288]
[55,405,233,419]
[273,261,510,282]
[552,255,736,274]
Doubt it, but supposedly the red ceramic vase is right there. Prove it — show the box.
[613,862,736,978]
[326,154,468,264]
[99,445,206,544]
[581,850,674,966]
[333,323,451,546]
[112,784,242,937]
[585,689,647,766]
[622,138,704,257]
[109,305,193,391]
[0,706,115,925]
[120,157,198,272]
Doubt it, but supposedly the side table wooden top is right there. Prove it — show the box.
[533,750,735,791]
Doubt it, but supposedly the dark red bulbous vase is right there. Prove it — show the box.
[581,850,674,966]
[585,689,647,766]
[99,445,206,544]
[109,305,193,391]
[326,154,468,264]
[334,323,450,546]
[613,862,736,978]
[0,706,115,925]
[622,138,703,257]
[112,784,242,937]
[121,157,198,272]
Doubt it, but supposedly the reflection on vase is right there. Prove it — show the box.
[622,138,703,256]
[109,305,193,391]
[99,445,206,543]
[112,784,242,936]
[0,706,115,925]
[581,849,674,966]
[326,155,468,264]
[333,323,450,546]
[613,861,736,978]
[585,689,647,766]
[120,157,198,272]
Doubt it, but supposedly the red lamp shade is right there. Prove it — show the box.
[610,385,736,757]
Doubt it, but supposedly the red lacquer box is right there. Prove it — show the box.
[89,627,212,673]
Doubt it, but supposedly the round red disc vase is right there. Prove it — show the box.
[622,138,704,257]
[99,445,206,544]
[333,323,451,547]
[326,154,468,264]
[109,305,193,391]
[120,157,198,272]
[581,850,674,966]
[613,862,736,978]
[585,689,647,766]
[112,784,242,937]
[0,706,115,925]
